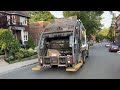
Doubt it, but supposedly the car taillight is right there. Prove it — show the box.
[67,56,73,64]
[70,56,73,64]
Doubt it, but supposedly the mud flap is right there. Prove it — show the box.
[66,60,83,72]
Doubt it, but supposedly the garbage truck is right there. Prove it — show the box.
[33,16,89,72]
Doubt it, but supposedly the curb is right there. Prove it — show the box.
[0,59,38,75]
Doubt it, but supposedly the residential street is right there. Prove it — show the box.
[0,42,120,79]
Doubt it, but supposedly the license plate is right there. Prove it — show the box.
[52,60,57,62]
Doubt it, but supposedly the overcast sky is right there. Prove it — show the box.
[50,11,120,28]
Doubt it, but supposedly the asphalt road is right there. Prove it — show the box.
[0,42,120,79]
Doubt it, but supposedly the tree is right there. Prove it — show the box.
[63,11,103,38]
[98,27,109,37]
[96,27,109,42]
[107,12,116,43]
[29,11,56,22]
[0,29,20,60]
[26,36,36,49]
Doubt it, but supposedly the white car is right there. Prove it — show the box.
[105,44,111,47]
[117,51,120,54]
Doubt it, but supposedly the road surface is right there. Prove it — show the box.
[0,43,120,79]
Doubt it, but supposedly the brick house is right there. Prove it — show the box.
[29,21,50,45]
[115,14,120,44]
[0,11,30,45]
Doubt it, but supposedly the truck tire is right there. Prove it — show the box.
[82,51,86,64]
[86,50,89,58]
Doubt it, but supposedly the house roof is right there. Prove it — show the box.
[0,11,30,18]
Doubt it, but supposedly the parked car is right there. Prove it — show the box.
[105,43,111,47]
[117,50,120,54]
[109,44,120,52]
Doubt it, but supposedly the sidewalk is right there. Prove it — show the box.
[0,59,9,67]
[0,58,38,75]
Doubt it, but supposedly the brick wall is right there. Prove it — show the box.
[29,21,50,45]
[115,15,120,44]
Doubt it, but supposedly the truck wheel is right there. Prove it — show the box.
[40,64,43,66]
[86,50,89,58]
[67,64,73,67]
[82,52,86,64]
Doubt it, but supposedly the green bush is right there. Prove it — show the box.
[26,36,36,49]
[34,50,38,55]
[34,46,38,55]
[15,52,24,60]
[0,29,20,59]
[6,55,14,62]
[27,48,34,56]
[19,48,30,58]
[0,50,4,55]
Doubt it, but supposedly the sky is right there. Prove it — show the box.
[50,11,120,28]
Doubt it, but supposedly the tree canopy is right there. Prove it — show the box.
[63,11,104,36]
[107,12,116,42]
[98,27,109,37]
[29,11,56,22]
[0,29,20,59]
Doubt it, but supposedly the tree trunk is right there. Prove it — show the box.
[4,49,7,61]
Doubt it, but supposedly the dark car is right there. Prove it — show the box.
[109,44,120,52]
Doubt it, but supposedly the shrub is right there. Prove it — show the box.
[0,29,20,59]
[27,48,34,56]
[19,48,30,58]
[0,50,4,55]
[15,52,24,60]
[26,36,36,49]
[34,49,37,55]
[6,56,14,62]
[34,46,38,55]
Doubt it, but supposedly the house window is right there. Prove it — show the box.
[23,31,28,41]
[7,15,10,25]
[20,16,27,25]
[24,35,26,40]
[12,15,16,24]
[24,35,28,41]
